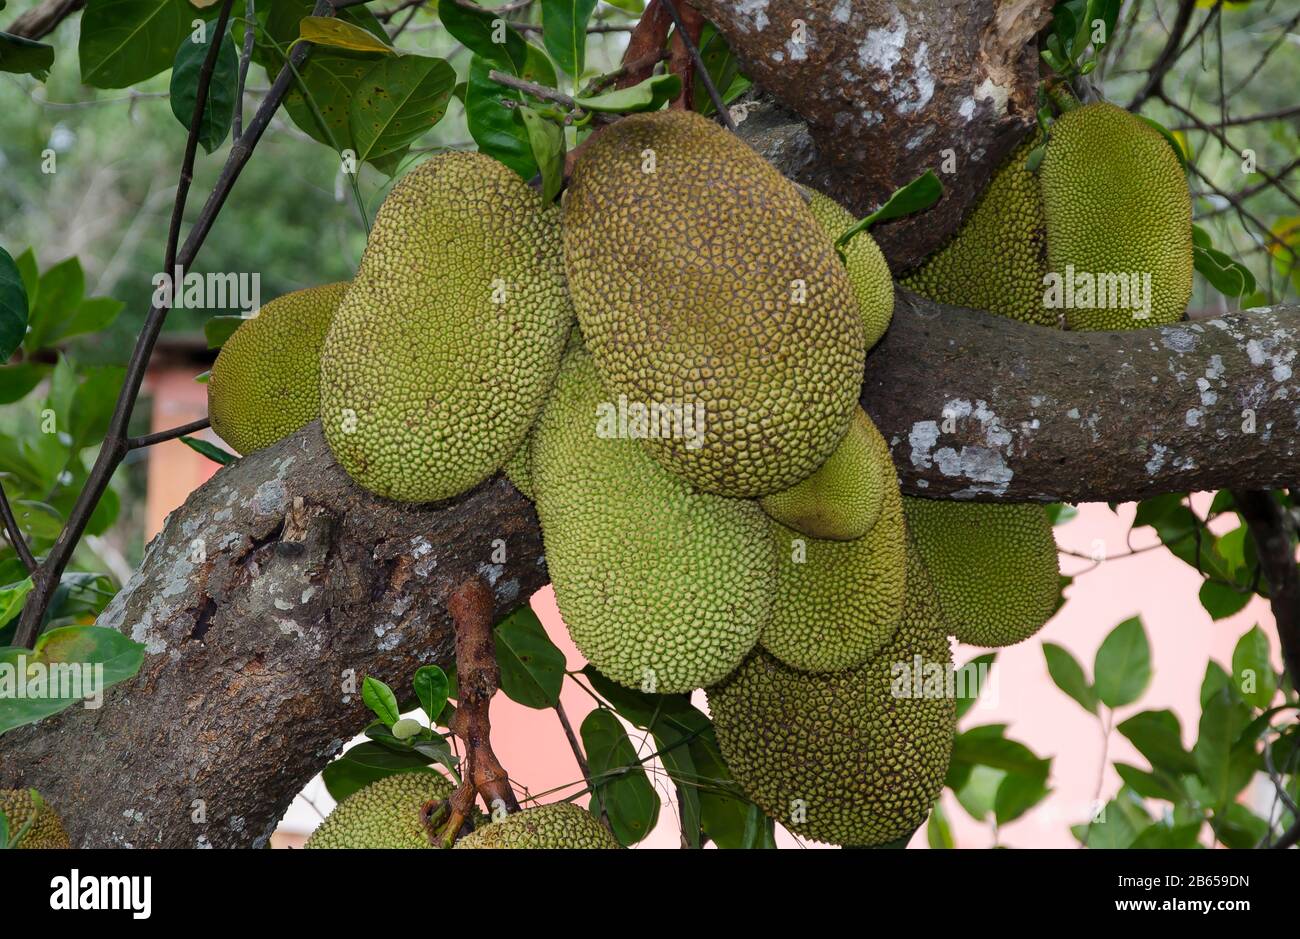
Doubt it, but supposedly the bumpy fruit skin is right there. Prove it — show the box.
[502,432,535,501]
[759,407,887,542]
[709,551,955,846]
[1039,103,1192,330]
[533,340,774,694]
[563,110,864,497]
[904,497,1060,647]
[304,770,452,849]
[207,283,348,454]
[454,803,621,849]
[806,191,894,349]
[0,789,71,849]
[901,136,1054,326]
[320,152,572,503]
[761,419,905,672]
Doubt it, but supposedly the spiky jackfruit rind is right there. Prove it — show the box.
[806,191,895,350]
[760,417,906,673]
[900,136,1056,327]
[1039,102,1192,330]
[453,802,621,849]
[303,770,453,849]
[563,110,864,497]
[207,282,348,454]
[0,788,71,849]
[320,152,572,503]
[709,552,955,846]
[759,407,887,542]
[533,341,775,694]
[903,497,1060,647]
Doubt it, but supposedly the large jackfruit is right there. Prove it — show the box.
[563,110,864,497]
[320,152,572,503]
[904,497,1059,647]
[806,191,895,350]
[454,803,620,849]
[207,282,348,454]
[761,416,906,673]
[709,551,955,846]
[532,340,774,694]
[759,407,888,542]
[900,136,1055,326]
[304,770,453,849]
[0,788,71,849]
[1039,102,1192,330]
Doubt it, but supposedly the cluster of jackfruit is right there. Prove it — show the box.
[208,99,1185,848]
[0,788,71,849]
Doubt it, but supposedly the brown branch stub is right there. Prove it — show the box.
[5,0,84,40]
[616,0,672,90]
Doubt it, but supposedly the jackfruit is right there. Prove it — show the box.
[806,191,895,349]
[1039,102,1192,330]
[320,152,572,503]
[207,283,348,454]
[454,802,621,849]
[563,109,864,497]
[0,788,71,849]
[761,419,906,673]
[708,551,955,846]
[532,340,774,693]
[903,497,1059,647]
[759,407,887,542]
[900,136,1055,326]
[304,770,453,849]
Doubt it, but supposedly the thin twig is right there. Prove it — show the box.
[487,69,575,108]
[0,485,38,573]
[660,0,734,129]
[125,418,212,450]
[234,0,256,141]
[1127,0,1197,110]
[1233,489,1300,693]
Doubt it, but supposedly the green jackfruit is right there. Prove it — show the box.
[807,191,895,350]
[207,283,348,454]
[320,152,572,503]
[1039,102,1192,330]
[0,788,71,849]
[709,551,954,846]
[761,418,906,673]
[900,136,1055,326]
[563,110,864,497]
[454,803,620,849]
[759,407,888,541]
[304,770,452,849]
[904,497,1059,647]
[532,340,774,693]
[502,433,535,501]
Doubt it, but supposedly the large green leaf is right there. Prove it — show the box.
[1198,580,1251,620]
[465,53,536,178]
[493,606,565,709]
[437,0,529,72]
[0,247,27,362]
[349,54,456,165]
[412,664,449,725]
[80,0,207,89]
[361,675,400,726]
[1093,615,1150,708]
[574,73,681,113]
[540,0,597,78]
[953,652,995,720]
[170,24,239,154]
[1193,685,1253,808]
[1116,708,1197,775]
[282,50,380,154]
[1231,624,1277,709]
[519,106,564,204]
[0,31,54,81]
[0,364,46,404]
[1042,641,1097,714]
[320,743,436,802]
[580,708,660,846]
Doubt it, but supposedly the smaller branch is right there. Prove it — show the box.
[1171,104,1300,132]
[3,0,84,40]
[512,22,632,33]
[1275,817,1300,851]
[1233,490,1300,693]
[487,69,575,109]
[125,418,212,450]
[1127,0,1197,110]
[661,0,733,129]
[616,0,671,90]
[234,0,257,141]
[0,483,38,574]
[374,0,425,22]
[553,697,611,827]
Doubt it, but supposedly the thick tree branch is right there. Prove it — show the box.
[1233,490,1300,691]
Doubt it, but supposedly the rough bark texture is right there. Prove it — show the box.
[700,0,1051,271]
[0,427,547,847]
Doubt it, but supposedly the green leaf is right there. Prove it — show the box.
[1198,580,1250,621]
[541,0,596,78]
[412,664,449,725]
[953,652,995,720]
[573,72,681,113]
[282,50,380,155]
[349,54,456,164]
[0,364,46,405]
[465,53,537,178]
[181,435,236,464]
[170,25,239,154]
[204,314,247,349]
[693,24,742,115]
[951,724,1047,775]
[0,578,33,629]
[994,764,1051,825]
[1043,642,1098,714]
[602,0,644,11]
[80,0,206,89]
[0,247,28,362]
[519,106,565,204]
[1231,625,1277,709]
[1114,762,1183,803]
[926,801,953,848]
[1213,802,1268,849]
[299,15,394,54]
[1130,820,1202,849]
[1116,709,1197,774]
[0,31,53,81]
[1093,615,1151,708]
[23,256,83,352]
[954,764,1003,821]
[581,708,659,845]
[1045,502,1078,526]
[1194,686,1252,808]
[493,605,565,708]
[321,743,435,802]
[70,366,125,450]
[437,0,529,72]
[361,675,400,726]
[1194,243,1256,298]
[837,170,943,249]
[0,625,146,735]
